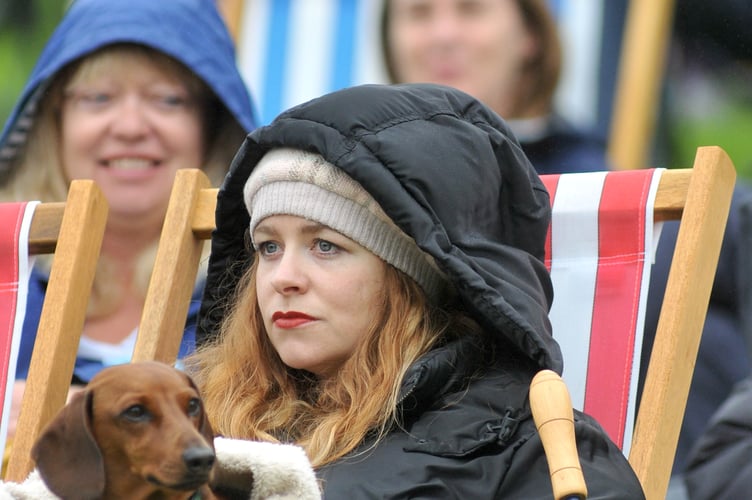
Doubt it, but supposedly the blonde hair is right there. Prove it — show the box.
[0,44,246,316]
[187,258,468,467]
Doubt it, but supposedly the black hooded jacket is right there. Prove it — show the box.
[684,375,752,499]
[197,84,644,498]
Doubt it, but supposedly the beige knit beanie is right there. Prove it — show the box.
[243,148,448,302]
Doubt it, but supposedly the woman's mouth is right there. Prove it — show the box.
[103,157,159,170]
[272,311,316,329]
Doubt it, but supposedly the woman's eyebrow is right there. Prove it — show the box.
[253,220,328,237]
[300,221,328,235]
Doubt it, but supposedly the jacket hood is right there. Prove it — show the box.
[198,83,562,371]
[0,0,257,177]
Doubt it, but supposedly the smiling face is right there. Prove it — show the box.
[387,0,538,118]
[253,215,388,379]
[59,48,206,221]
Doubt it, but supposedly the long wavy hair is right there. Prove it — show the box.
[186,256,469,467]
[380,0,562,118]
[0,44,245,316]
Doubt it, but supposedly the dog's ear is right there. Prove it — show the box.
[32,389,105,499]
[183,370,215,446]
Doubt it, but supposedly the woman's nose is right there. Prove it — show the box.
[427,8,464,41]
[110,95,151,138]
[270,251,309,294]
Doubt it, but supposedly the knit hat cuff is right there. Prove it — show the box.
[250,181,447,302]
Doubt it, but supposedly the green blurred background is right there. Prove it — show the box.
[0,1,67,126]
[664,69,752,178]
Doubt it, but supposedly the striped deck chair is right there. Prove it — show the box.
[0,201,38,455]
[532,146,736,499]
[542,167,662,454]
[2,181,108,482]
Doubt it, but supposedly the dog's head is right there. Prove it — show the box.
[32,361,216,499]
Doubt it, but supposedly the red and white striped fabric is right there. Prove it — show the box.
[0,201,37,454]
[541,169,664,455]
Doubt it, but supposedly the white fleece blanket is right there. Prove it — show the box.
[0,438,321,500]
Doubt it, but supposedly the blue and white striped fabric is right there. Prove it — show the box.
[236,0,386,125]
[235,0,616,128]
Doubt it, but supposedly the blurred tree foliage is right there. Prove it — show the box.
[0,0,67,125]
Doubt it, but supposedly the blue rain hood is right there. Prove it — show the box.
[0,0,257,176]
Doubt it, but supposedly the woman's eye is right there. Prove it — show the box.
[315,239,338,254]
[85,93,111,103]
[458,0,486,17]
[154,93,189,108]
[68,91,112,108]
[257,241,280,256]
[398,2,432,22]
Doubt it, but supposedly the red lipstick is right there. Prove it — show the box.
[272,311,315,329]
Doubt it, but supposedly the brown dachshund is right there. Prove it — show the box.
[31,361,251,499]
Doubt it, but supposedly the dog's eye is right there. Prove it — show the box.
[187,398,202,417]
[122,404,150,422]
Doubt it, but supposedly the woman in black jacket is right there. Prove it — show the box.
[187,83,644,498]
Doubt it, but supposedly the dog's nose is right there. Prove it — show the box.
[182,446,216,473]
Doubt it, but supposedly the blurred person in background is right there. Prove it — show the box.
[0,0,256,436]
[381,0,608,174]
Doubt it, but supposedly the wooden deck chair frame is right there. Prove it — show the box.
[131,170,213,364]
[5,180,108,482]
[134,146,735,500]
[629,146,734,498]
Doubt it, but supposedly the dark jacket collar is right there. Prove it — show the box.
[392,336,536,456]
